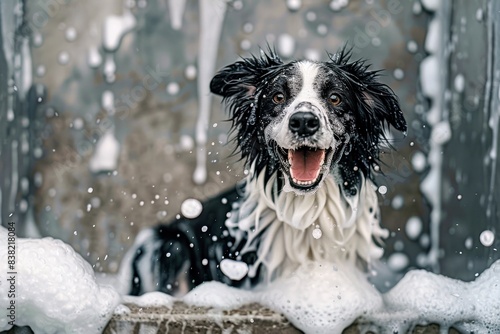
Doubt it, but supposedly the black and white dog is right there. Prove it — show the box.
[119,47,407,296]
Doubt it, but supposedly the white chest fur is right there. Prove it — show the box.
[226,168,388,282]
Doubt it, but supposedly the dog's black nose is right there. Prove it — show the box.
[289,112,320,136]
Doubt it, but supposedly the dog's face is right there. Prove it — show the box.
[210,48,407,195]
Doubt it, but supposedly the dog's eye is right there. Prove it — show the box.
[328,93,341,106]
[272,93,286,104]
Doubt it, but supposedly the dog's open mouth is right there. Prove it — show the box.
[288,147,325,187]
[274,145,334,192]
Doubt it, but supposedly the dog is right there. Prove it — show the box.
[119,47,407,296]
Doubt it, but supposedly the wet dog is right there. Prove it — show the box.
[119,47,407,296]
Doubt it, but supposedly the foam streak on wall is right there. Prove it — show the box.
[193,0,227,185]
[418,0,451,272]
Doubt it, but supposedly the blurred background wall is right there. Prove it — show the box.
[1,0,498,286]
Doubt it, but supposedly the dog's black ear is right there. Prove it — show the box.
[328,47,407,134]
[361,86,407,134]
[210,49,283,99]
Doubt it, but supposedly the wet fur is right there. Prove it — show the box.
[120,47,407,296]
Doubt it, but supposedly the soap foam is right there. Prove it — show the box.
[364,260,500,333]
[182,261,382,333]
[0,226,120,334]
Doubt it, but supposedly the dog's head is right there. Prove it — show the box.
[210,47,407,195]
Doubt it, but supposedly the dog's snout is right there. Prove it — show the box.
[289,112,320,137]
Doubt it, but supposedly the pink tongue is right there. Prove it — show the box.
[289,148,325,182]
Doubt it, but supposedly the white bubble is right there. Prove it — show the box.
[240,39,251,50]
[387,252,409,272]
[232,0,243,10]
[181,199,203,219]
[304,48,321,61]
[87,187,94,193]
[243,22,254,33]
[73,117,84,130]
[36,65,46,77]
[480,230,495,247]
[317,24,328,36]
[179,135,194,150]
[454,74,465,93]
[185,65,197,80]
[312,228,322,239]
[220,259,249,281]
[166,82,180,95]
[306,11,317,22]
[278,34,295,58]
[465,237,473,250]
[476,8,484,22]
[391,195,404,210]
[201,225,208,233]
[411,151,427,172]
[65,27,77,42]
[407,40,418,53]
[393,68,405,80]
[90,197,101,208]
[412,1,422,14]
[201,259,208,266]
[406,216,423,240]
[33,32,43,47]
[286,0,301,11]
[58,51,70,65]
[88,47,102,68]
[330,0,349,11]
[378,185,387,195]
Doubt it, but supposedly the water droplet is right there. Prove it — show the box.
[201,225,208,233]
